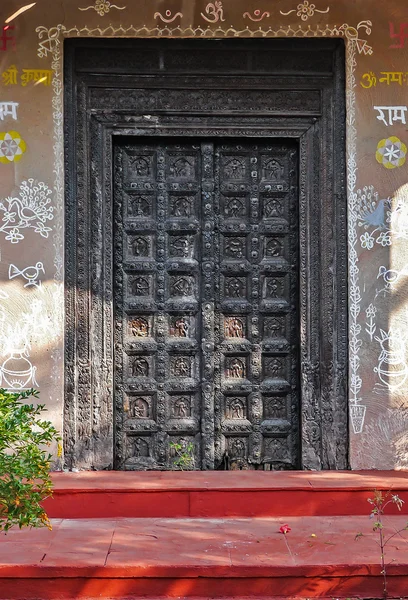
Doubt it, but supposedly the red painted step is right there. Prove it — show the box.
[43,470,408,518]
[1,515,408,599]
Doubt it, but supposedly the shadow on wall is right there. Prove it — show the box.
[354,181,408,469]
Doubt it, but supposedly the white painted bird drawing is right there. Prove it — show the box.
[8,262,44,288]
[358,197,390,230]
[378,265,408,291]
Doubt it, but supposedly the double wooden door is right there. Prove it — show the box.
[114,138,300,470]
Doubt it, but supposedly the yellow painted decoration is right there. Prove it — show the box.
[376,136,407,169]
[0,131,26,163]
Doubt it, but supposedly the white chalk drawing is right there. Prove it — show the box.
[0,286,65,391]
[339,22,373,55]
[79,0,126,16]
[243,10,270,22]
[154,10,183,23]
[9,262,44,288]
[365,303,377,341]
[36,25,64,58]
[374,329,408,392]
[0,313,38,390]
[0,179,54,243]
[36,21,370,433]
[0,101,18,121]
[280,2,329,21]
[374,106,407,127]
[355,409,408,470]
[201,2,225,23]
[356,185,408,250]
[0,289,9,299]
[377,264,408,296]
[346,24,368,434]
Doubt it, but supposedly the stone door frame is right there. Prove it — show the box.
[64,38,348,470]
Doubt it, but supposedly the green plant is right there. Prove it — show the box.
[355,490,408,600]
[0,388,61,533]
[169,440,195,470]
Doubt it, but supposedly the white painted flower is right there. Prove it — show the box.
[297,1,316,20]
[5,227,24,243]
[95,0,111,15]
[2,210,16,223]
[360,232,374,249]
[365,304,377,319]
[34,221,52,238]
[377,231,392,247]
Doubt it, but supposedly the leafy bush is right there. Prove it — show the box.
[0,388,61,533]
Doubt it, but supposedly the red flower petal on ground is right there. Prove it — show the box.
[279,524,291,534]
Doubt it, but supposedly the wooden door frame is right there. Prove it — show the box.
[64,38,348,471]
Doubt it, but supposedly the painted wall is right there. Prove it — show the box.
[0,0,407,470]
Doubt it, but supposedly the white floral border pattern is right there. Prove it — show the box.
[36,20,371,434]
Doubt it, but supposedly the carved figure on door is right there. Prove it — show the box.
[170,157,194,178]
[172,396,191,418]
[265,239,282,257]
[130,397,150,419]
[129,317,149,337]
[229,438,245,458]
[130,196,150,217]
[225,277,245,298]
[131,237,149,257]
[225,238,245,258]
[224,197,245,218]
[172,356,191,377]
[264,198,283,218]
[172,196,193,217]
[266,278,281,298]
[131,357,149,377]
[131,156,151,177]
[225,317,244,338]
[263,158,284,181]
[264,396,286,419]
[224,158,246,179]
[266,437,286,459]
[172,317,189,337]
[228,397,245,419]
[131,277,149,296]
[132,437,149,457]
[266,357,283,377]
[171,236,192,257]
[228,358,245,378]
[264,317,283,338]
[172,276,193,296]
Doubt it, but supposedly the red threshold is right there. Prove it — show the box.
[43,470,408,518]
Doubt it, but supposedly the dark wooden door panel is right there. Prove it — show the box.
[114,140,299,470]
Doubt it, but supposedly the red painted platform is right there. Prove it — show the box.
[43,470,408,518]
[1,515,408,599]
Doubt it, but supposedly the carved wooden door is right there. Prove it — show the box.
[114,139,299,470]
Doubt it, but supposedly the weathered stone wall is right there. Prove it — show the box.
[0,0,407,469]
